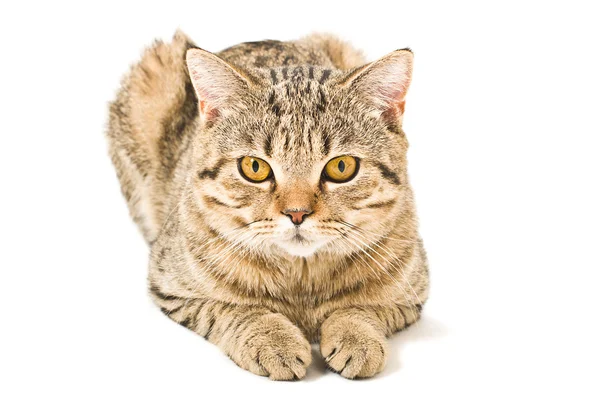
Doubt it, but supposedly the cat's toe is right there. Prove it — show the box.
[321,321,387,379]
[258,348,310,381]
[240,313,312,380]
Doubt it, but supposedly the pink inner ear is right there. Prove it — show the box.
[196,98,220,122]
[372,68,410,123]
[188,69,219,121]
[364,51,412,122]
[379,85,408,123]
[198,100,207,114]
[194,91,212,121]
[379,73,409,104]
[381,101,405,125]
[187,52,245,123]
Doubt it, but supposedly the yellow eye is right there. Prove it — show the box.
[323,156,359,182]
[238,156,272,182]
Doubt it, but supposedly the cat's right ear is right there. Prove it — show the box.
[339,49,413,126]
[186,48,252,123]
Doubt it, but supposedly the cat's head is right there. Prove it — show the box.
[185,48,415,258]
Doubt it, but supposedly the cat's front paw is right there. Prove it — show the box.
[235,313,312,381]
[320,316,387,379]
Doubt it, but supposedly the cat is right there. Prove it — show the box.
[106,30,429,380]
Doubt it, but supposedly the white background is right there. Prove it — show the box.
[1,1,599,405]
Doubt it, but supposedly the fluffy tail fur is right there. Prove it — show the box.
[107,30,197,242]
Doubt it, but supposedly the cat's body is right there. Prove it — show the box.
[107,31,429,380]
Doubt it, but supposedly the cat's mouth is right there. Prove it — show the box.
[273,229,328,257]
[291,230,307,243]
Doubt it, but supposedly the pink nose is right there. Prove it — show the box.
[282,209,312,225]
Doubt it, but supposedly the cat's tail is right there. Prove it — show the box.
[296,33,367,70]
[107,30,197,243]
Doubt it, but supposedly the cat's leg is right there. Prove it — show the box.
[320,305,421,379]
[154,291,312,380]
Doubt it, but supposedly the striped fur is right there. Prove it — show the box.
[106,31,429,380]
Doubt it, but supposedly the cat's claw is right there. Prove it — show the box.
[320,318,387,379]
[236,313,312,381]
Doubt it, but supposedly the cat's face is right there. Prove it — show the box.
[187,50,413,258]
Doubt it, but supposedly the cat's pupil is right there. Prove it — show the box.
[252,160,259,172]
[338,160,346,172]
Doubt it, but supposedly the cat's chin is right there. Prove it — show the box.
[274,239,327,258]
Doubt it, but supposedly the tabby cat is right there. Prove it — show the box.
[107,30,429,380]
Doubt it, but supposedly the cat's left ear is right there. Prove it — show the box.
[186,48,253,123]
[340,49,413,125]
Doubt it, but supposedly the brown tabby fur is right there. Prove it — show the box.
[107,30,429,380]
